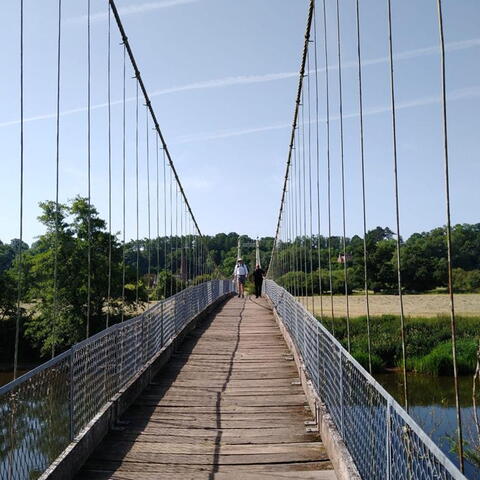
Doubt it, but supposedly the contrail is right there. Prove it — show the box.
[67,0,200,24]
[173,86,480,144]
[1,38,479,129]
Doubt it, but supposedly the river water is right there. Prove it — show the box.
[1,370,479,478]
[0,370,29,387]
[376,372,480,479]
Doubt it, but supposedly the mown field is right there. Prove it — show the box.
[299,293,480,317]
[294,294,480,375]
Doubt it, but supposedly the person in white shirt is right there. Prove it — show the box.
[233,258,248,298]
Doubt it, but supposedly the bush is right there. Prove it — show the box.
[319,314,480,375]
[452,268,480,292]
[412,339,478,375]
[352,351,384,373]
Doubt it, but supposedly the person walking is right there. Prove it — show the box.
[233,258,248,298]
[253,264,265,298]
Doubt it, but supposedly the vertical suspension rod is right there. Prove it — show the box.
[86,0,92,338]
[109,0,207,258]
[267,0,315,276]
[436,0,464,470]
[14,0,26,378]
[355,0,372,374]
[335,0,350,351]
[386,0,408,411]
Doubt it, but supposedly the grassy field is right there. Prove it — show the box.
[299,293,480,317]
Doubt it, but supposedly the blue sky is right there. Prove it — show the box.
[0,0,479,246]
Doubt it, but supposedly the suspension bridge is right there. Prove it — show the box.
[0,0,476,479]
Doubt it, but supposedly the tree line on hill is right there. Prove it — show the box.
[0,196,478,362]
[273,224,480,295]
[0,197,272,360]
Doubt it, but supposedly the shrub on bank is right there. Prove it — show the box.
[352,351,384,373]
[410,339,478,375]
[318,314,480,375]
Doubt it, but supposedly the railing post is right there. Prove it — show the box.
[340,350,344,437]
[119,327,124,388]
[174,295,178,334]
[386,397,392,480]
[160,302,164,348]
[69,347,74,441]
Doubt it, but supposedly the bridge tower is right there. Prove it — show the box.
[255,237,261,267]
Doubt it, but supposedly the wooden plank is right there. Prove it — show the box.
[79,470,338,480]
[96,440,326,456]
[123,407,309,421]
[106,431,319,445]
[89,450,329,466]
[79,460,335,476]
[75,297,337,479]
[148,378,300,388]
[128,404,309,414]
[144,385,305,396]
[82,460,334,473]
[111,426,314,438]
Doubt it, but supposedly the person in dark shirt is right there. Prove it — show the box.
[253,264,265,298]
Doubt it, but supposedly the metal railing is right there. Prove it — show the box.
[0,280,233,480]
[265,280,467,480]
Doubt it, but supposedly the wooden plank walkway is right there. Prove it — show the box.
[76,296,337,479]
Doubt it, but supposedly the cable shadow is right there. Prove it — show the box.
[75,300,233,478]
[248,295,273,312]
[209,297,246,480]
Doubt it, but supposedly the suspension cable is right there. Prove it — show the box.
[14,0,26,379]
[106,0,112,328]
[294,123,299,296]
[121,43,126,321]
[180,193,184,285]
[289,175,294,295]
[267,0,314,277]
[146,106,151,308]
[335,0,350,351]
[436,0,464,470]
[135,80,139,305]
[163,147,167,299]
[301,87,308,307]
[322,0,334,331]
[313,5,324,320]
[109,0,205,248]
[169,165,173,297]
[307,48,314,314]
[184,203,189,283]
[355,0,372,374]
[86,0,92,339]
[386,0,408,411]
[175,183,179,290]
[156,134,160,294]
[50,0,62,357]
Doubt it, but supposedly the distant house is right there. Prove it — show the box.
[337,253,352,264]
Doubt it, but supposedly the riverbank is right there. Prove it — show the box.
[317,314,480,375]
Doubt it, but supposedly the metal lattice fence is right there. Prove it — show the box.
[265,280,467,480]
[0,279,233,480]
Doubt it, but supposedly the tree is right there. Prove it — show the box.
[24,197,126,355]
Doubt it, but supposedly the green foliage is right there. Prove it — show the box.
[320,314,480,375]
[151,271,185,300]
[272,223,480,294]
[352,351,384,373]
[22,197,130,355]
[193,273,214,284]
[452,268,480,293]
[278,269,352,294]
[410,339,478,376]
[0,239,28,273]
